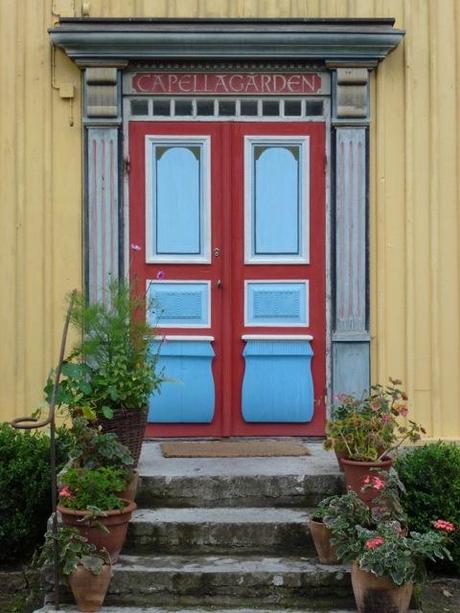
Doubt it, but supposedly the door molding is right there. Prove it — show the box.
[49,18,405,410]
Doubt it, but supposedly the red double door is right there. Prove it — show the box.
[130,121,325,437]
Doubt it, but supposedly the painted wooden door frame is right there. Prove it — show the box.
[49,18,404,405]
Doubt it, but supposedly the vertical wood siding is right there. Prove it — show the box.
[0,0,459,438]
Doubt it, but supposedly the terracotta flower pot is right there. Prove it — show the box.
[334,449,348,472]
[341,457,393,506]
[118,469,139,502]
[58,499,136,563]
[68,563,112,612]
[351,562,413,613]
[309,518,339,564]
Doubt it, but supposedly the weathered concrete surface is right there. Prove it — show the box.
[125,507,313,555]
[104,554,354,609]
[136,442,344,508]
[35,607,358,612]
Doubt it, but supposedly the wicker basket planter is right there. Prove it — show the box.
[97,407,147,467]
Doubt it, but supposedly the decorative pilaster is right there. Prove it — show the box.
[330,65,371,399]
[82,64,125,302]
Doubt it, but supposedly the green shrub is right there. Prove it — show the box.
[0,423,70,566]
[396,441,460,574]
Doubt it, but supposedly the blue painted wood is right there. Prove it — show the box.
[246,282,308,326]
[147,282,209,327]
[148,339,215,423]
[242,339,314,423]
[332,341,369,399]
[154,145,201,255]
[254,145,300,255]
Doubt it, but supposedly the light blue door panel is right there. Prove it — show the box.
[246,281,308,326]
[155,146,201,254]
[242,339,314,423]
[147,282,210,327]
[254,146,300,255]
[149,340,215,423]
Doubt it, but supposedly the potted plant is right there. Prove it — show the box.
[65,417,139,501]
[324,380,425,503]
[34,525,112,612]
[349,521,454,613]
[58,466,136,563]
[46,281,162,465]
[311,490,373,564]
[320,472,455,613]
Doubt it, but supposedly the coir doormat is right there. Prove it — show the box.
[161,440,311,458]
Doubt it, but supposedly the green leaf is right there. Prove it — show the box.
[101,406,114,419]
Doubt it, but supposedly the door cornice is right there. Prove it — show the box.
[49,18,404,66]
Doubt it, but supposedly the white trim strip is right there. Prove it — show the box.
[161,335,215,341]
[242,334,313,341]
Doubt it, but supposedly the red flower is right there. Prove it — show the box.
[366,536,384,549]
[59,485,72,498]
[362,475,385,490]
[433,519,456,533]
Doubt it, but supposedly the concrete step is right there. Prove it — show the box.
[125,507,314,555]
[34,605,356,613]
[104,554,354,609]
[137,442,344,508]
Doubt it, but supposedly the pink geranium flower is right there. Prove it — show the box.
[366,536,384,549]
[362,475,385,490]
[433,519,456,533]
[59,485,72,498]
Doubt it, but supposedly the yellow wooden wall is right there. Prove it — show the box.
[0,0,459,439]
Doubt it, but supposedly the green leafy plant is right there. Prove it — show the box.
[314,466,455,586]
[59,467,127,512]
[396,441,460,573]
[0,424,71,565]
[67,417,134,472]
[313,491,373,561]
[45,280,162,420]
[33,525,110,577]
[352,523,452,586]
[324,379,425,461]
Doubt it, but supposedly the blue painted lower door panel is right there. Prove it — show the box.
[242,338,314,423]
[149,339,215,423]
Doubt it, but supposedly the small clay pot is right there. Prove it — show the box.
[68,563,112,612]
[351,562,413,613]
[341,457,393,507]
[59,499,136,563]
[119,469,139,502]
[309,518,339,564]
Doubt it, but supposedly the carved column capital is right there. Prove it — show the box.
[82,64,126,125]
[328,66,371,123]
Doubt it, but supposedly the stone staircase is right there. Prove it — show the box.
[41,440,358,612]
[108,440,354,612]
